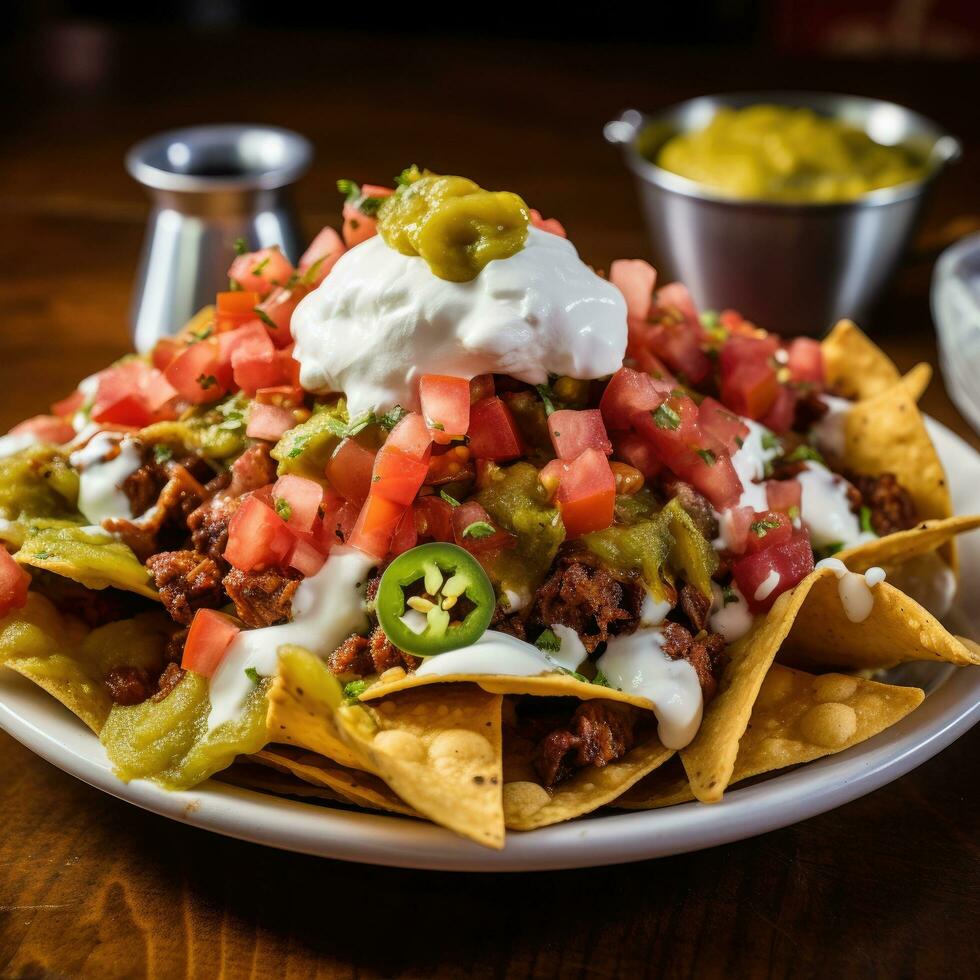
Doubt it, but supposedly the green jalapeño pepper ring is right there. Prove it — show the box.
[375,542,495,656]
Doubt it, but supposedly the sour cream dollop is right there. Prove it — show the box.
[291,227,628,417]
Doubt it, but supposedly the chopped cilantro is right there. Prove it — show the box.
[427,418,446,432]
[227,278,242,291]
[274,497,292,521]
[358,196,385,217]
[379,406,408,431]
[859,506,874,535]
[735,436,744,448]
[534,628,561,653]
[153,444,173,464]
[761,432,779,451]
[785,444,824,464]
[344,679,369,701]
[34,551,52,560]
[233,237,248,255]
[395,165,421,187]
[722,584,738,606]
[244,667,261,684]
[440,490,461,507]
[535,383,557,416]
[196,374,218,391]
[788,504,801,521]
[250,256,270,277]
[563,669,589,683]
[462,521,495,540]
[298,256,326,287]
[750,518,781,538]
[287,434,312,458]
[592,669,611,688]
[337,178,360,203]
[696,448,716,466]
[652,402,681,431]
[190,324,214,343]
[254,307,278,330]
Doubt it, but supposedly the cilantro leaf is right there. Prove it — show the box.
[535,384,557,416]
[696,448,716,466]
[344,679,369,701]
[652,403,681,431]
[750,518,781,538]
[761,432,779,451]
[592,669,611,688]
[254,307,278,330]
[196,374,218,391]
[785,444,824,464]
[378,406,407,431]
[153,444,173,464]
[722,584,738,606]
[534,628,561,653]
[337,178,360,203]
[233,237,249,256]
[244,667,260,684]
[274,497,292,521]
[440,490,461,507]
[859,506,874,535]
[462,521,495,540]
[250,255,270,277]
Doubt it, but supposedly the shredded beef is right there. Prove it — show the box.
[188,496,240,564]
[165,627,188,665]
[793,389,830,432]
[534,701,637,787]
[104,666,156,706]
[661,479,718,541]
[327,627,419,678]
[223,567,300,628]
[532,555,643,652]
[146,550,225,626]
[850,472,919,536]
[153,662,185,701]
[679,583,711,632]
[490,604,527,641]
[660,621,728,701]
[122,461,169,518]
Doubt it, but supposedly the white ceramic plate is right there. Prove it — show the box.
[2,420,979,872]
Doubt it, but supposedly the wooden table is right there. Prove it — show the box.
[1,25,977,978]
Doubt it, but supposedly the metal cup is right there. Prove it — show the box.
[126,123,313,353]
[605,93,961,336]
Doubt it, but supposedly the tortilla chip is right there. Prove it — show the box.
[337,685,505,848]
[899,362,932,403]
[780,575,980,672]
[0,593,170,733]
[216,762,349,805]
[266,645,367,771]
[679,577,818,802]
[249,745,417,816]
[502,718,673,831]
[838,515,980,573]
[822,319,902,399]
[619,665,923,809]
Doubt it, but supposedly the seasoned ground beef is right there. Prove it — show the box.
[327,627,420,678]
[793,389,830,432]
[146,550,225,626]
[152,662,185,701]
[532,555,643,652]
[188,496,240,564]
[223,567,299,628]
[661,479,719,541]
[660,621,728,701]
[122,461,169,518]
[534,701,637,787]
[851,472,919,536]
[679,583,711,633]
[104,666,156,706]
[164,627,188,665]
[490,604,527,641]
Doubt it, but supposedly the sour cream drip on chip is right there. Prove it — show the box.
[207,546,376,730]
[596,629,703,749]
[811,393,853,459]
[291,227,628,418]
[414,629,583,678]
[69,432,143,525]
[797,462,876,551]
[815,557,886,623]
[714,418,780,550]
[709,582,754,643]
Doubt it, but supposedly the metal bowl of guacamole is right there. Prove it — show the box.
[605,92,961,335]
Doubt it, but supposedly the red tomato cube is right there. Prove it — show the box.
[469,374,496,404]
[384,412,433,462]
[611,432,663,480]
[786,337,825,386]
[557,448,616,538]
[216,290,262,333]
[450,500,515,554]
[182,608,240,678]
[256,286,306,347]
[9,415,76,445]
[348,493,406,558]
[467,397,523,460]
[326,438,377,507]
[742,510,794,556]
[371,446,429,507]
[683,450,743,510]
[732,529,815,613]
[766,478,802,515]
[760,384,797,434]
[389,506,420,556]
[0,549,30,617]
[299,226,346,287]
[224,496,295,571]
[288,537,327,577]
[697,397,750,455]
[609,259,656,321]
[246,403,295,442]
[720,358,779,420]
[414,494,454,542]
[227,246,294,295]
[419,375,471,444]
[164,340,228,405]
[548,409,612,460]
[272,474,323,532]
[599,367,670,431]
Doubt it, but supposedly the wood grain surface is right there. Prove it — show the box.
[0,24,978,979]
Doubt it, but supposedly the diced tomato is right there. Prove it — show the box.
[233,344,286,396]
[182,609,240,678]
[720,358,778,420]
[451,500,515,554]
[256,286,306,347]
[390,506,419,556]
[760,384,797,434]
[415,494,454,542]
[348,492,405,558]
[0,549,30,617]
[627,345,679,385]
[697,397,750,455]
[742,510,794,556]
[719,333,778,376]
[288,537,327,577]
[609,259,656,321]
[151,337,184,373]
[227,246,294,295]
[719,505,756,555]
[631,391,703,470]
[732,529,815,613]
[529,208,567,237]
[547,409,612,460]
[335,500,359,543]
[224,496,295,571]
[719,309,757,336]
[599,368,670,431]
[298,226,346,287]
[537,458,565,500]
[277,345,302,387]
[683,450,743,510]
[92,361,178,425]
[419,375,470,444]
[326,438,376,506]
[557,449,616,538]
[647,322,712,384]
[164,340,228,405]
[216,291,262,333]
[246,403,294,442]
[611,431,663,480]
[767,478,802,515]
[651,282,700,324]
[256,385,304,408]
[371,445,429,507]
[469,374,495,404]
[626,282,711,384]
[9,415,75,445]
[468,397,523,460]
[51,388,86,419]
[786,337,825,386]
[384,411,433,463]
[342,185,395,248]
[272,474,323,532]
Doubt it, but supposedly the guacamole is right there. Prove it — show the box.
[655,104,926,203]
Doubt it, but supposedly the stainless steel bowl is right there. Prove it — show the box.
[605,92,961,335]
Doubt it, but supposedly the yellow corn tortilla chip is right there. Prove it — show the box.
[249,745,417,816]
[337,685,505,848]
[679,576,818,802]
[822,319,903,399]
[780,575,980,672]
[620,665,923,809]
[502,715,673,831]
[0,593,170,733]
[266,645,367,771]
[837,515,980,573]
[216,762,349,805]
[899,362,932,402]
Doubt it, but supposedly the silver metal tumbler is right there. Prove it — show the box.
[126,123,313,353]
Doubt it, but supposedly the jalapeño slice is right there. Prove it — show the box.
[376,542,495,656]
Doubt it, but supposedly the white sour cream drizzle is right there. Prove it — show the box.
[797,462,876,551]
[595,629,703,749]
[811,393,853,458]
[549,624,590,673]
[709,582,754,643]
[415,629,575,679]
[754,569,781,602]
[291,227,628,417]
[814,557,886,623]
[207,546,376,730]
[640,591,672,627]
[0,432,40,459]
[68,432,142,525]
[714,418,781,550]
